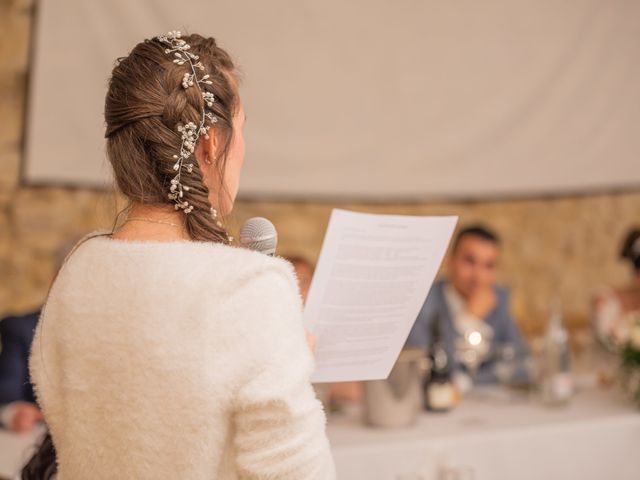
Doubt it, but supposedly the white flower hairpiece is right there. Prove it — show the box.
[156,30,218,214]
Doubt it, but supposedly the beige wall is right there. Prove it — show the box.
[2,0,639,337]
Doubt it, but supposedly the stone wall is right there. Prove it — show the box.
[2,0,639,338]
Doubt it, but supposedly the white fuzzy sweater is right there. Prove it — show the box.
[29,234,335,480]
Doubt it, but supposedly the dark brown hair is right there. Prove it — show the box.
[620,228,640,272]
[105,33,239,242]
[452,224,500,253]
[21,432,56,480]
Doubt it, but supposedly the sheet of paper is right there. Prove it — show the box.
[303,209,458,383]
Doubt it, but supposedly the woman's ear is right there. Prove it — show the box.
[195,128,219,175]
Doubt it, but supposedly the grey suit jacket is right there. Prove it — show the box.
[406,279,529,384]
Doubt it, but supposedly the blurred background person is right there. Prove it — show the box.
[287,255,315,302]
[407,225,530,393]
[0,239,76,434]
[592,228,640,349]
[0,309,43,433]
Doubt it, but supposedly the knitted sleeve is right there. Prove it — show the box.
[232,268,335,480]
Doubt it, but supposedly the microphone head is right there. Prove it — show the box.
[240,217,278,256]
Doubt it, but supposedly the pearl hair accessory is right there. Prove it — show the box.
[156,31,218,215]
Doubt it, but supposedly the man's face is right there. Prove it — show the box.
[449,236,499,298]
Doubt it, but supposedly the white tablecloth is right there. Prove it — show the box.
[2,388,637,479]
[0,425,44,480]
[327,387,640,480]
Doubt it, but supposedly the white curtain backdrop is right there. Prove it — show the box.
[22,0,640,200]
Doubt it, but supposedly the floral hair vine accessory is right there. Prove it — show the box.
[156,30,218,215]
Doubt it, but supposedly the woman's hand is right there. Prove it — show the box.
[9,402,43,434]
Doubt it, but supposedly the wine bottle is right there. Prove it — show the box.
[425,316,458,412]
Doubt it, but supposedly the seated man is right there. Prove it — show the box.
[407,225,529,391]
[0,310,43,432]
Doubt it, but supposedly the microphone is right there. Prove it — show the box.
[240,217,278,256]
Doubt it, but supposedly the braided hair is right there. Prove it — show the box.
[104,33,239,242]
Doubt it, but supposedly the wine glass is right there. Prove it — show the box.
[456,328,487,380]
[493,342,517,385]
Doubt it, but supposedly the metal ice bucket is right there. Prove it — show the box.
[362,348,429,428]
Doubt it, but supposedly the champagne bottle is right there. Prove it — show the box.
[425,316,457,411]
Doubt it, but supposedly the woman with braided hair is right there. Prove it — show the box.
[26,32,335,479]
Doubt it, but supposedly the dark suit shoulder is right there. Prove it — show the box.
[0,311,40,340]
